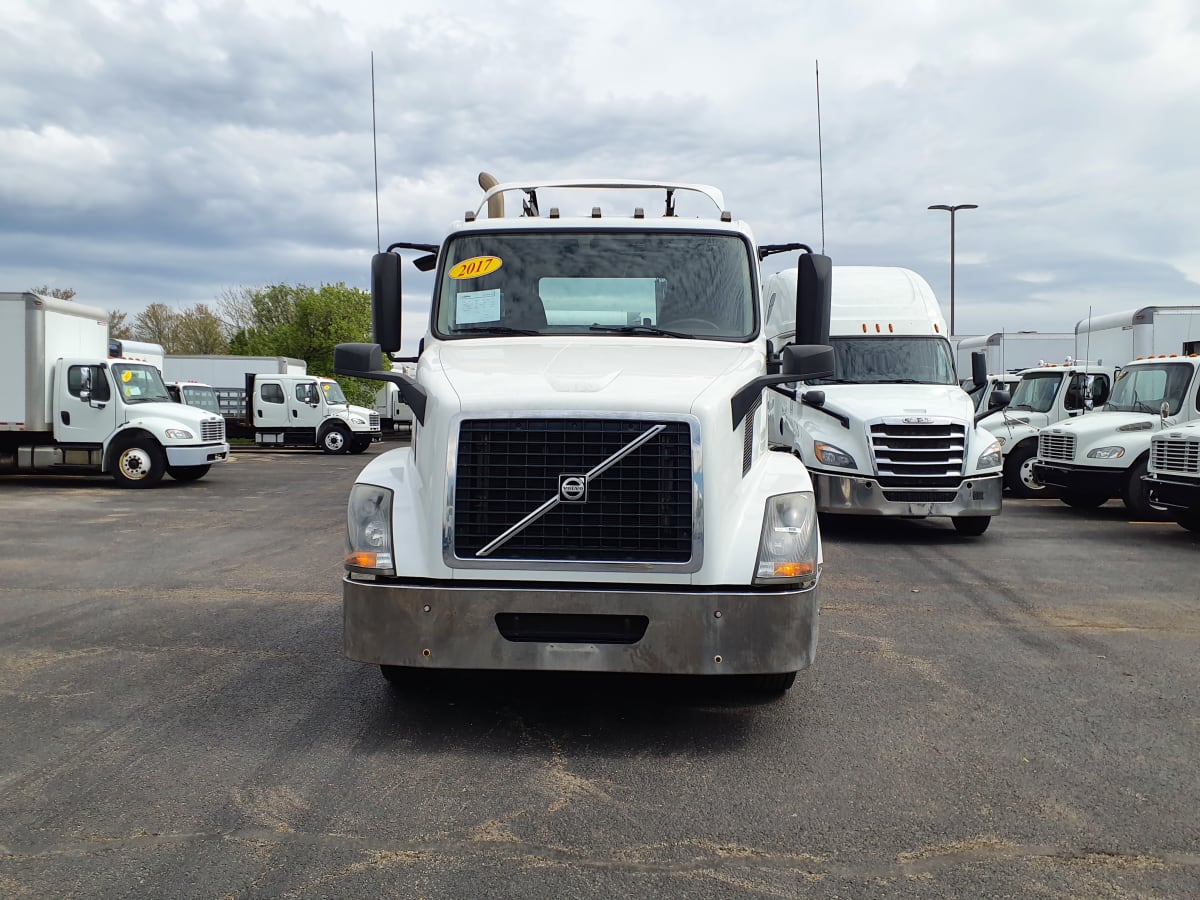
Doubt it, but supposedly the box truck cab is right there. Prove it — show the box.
[165,380,223,414]
[763,266,1003,535]
[1144,421,1200,531]
[0,292,229,486]
[332,176,837,692]
[1033,353,1200,517]
[248,373,381,453]
[980,360,1115,497]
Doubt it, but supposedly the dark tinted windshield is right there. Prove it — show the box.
[807,336,957,386]
[433,231,755,340]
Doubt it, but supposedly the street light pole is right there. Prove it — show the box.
[928,203,978,335]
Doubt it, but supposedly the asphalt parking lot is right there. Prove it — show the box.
[1,443,1198,898]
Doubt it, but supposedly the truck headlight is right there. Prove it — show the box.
[165,429,194,440]
[345,484,394,575]
[1087,446,1125,460]
[350,415,366,426]
[813,441,856,469]
[978,439,1002,470]
[754,492,819,587]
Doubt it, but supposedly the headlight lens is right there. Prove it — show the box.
[345,484,394,574]
[754,492,819,587]
[350,415,366,426]
[978,439,1002,470]
[164,429,194,440]
[813,441,856,469]
[1087,446,1125,460]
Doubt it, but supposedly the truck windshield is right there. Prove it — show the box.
[1106,362,1193,415]
[1008,372,1062,412]
[111,363,172,404]
[807,337,957,386]
[321,381,349,405]
[181,385,221,413]
[433,231,755,340]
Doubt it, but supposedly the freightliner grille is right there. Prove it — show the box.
[1151,437,1200,475]
[870,421,966,485]
[1039,432,1076,462]
[201,418,224,442]
[369,413,381,430]
[453,418,693,563]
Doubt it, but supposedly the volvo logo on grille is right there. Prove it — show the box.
[558,474,588,502]
[903,417,933,424]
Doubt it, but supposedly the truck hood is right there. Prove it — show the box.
[1043,411,1165,440]
[124,401,219,430]
[815,383,974,422]
[980,409,1051,436]
[429,338,757,414]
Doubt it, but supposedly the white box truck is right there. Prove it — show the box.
[763,266,1003,535]
[1033,349,1200,517]
[332,177,837,692]
[0,292,229,486]
[980,360,1116,497]
[109,339,166,371]
[1143,421,1200,531]
[1075,306,1200,365]
[164,355,381,452]
[957,332,1075,413]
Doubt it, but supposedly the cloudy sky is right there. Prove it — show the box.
[5,0,1199,352]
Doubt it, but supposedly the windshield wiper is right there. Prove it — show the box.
[865,378,924,384]
[450,325,540,336]
[588,324,688,338]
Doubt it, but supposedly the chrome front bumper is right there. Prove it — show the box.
[811,472,1002,517]
[343,577,819,676]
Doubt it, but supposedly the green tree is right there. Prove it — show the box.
[30,285,76,300]
[109,309,134,340]
[174,304,229,354]
[133,303,179,349]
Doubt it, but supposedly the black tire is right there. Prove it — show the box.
[349,437,372,455]
[166,464,211,482]
[1004,443,1048,498]
[1177,512,1200,533]
[1061,491,1109,509]
[952,516,991,536]
[111,437,166,488]
[380,665,432,690]
[1122,458,1167,520]
[320,425,351,454]
[740,671,797,693]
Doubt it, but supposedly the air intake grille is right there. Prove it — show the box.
[201,418,224,442]
[369,413,380,430]
[870,421,966,480]
[453,418,694,563]
[1039,432,1076,462]
[1151,437,1200,475]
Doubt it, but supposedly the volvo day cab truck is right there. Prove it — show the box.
[0,292,229,486]
[980,360,1116,497]
[333,176,837,692]
[1143,421,1200,531]
[763,266,1003,535]
[1033,352,1200,518]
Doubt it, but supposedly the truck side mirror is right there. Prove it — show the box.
[1090,380,1109,406]
[371,252,404,354]
[793,253,832,346]
[971,351,987,389]
[782,343,835,381]
[988,389,1011,410]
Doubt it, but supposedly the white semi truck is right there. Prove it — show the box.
[164,355,381,452]
[1033,352,1200,517]
[333,177,837,692]
[763,266,1003,535]
[1143,421,1200,531]
[0,292,229,486]
[980,360,1116,497]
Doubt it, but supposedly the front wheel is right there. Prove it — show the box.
[1122,458,1168,520]
[1004,443,1049,498]
[167,464,211,482]
[1176,512,1200,533]
[952,516,991,536]
[320,425,351,454]
[349,437,372,454]
[1061,491,1109,509]
[111,437,166,488]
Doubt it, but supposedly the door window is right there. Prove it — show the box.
[261,383,285,404]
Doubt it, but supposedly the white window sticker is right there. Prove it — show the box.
[456,289,502,325]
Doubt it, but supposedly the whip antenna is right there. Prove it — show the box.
[371,51,381,252]
[816,60,826,254]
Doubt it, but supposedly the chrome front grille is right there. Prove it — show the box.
[201,418,224,442]
[1039,431,1076,462]
[369,413,381,430]
[451,417,696,566]
[1151,437,1200,475]
[869,420,966,482]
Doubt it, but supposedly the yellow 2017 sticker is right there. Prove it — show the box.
[449,255,502,280]
[122,370,133,382]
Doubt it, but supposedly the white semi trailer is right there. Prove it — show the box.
[0,292,228,486]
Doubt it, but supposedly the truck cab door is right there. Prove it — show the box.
[254,379,290,428]
[289,381,323,429]
[53,360,118,443]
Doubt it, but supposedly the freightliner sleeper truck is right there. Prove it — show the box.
[762,266,1003,535]
[0,292,229,486]
[334,176,837,692]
